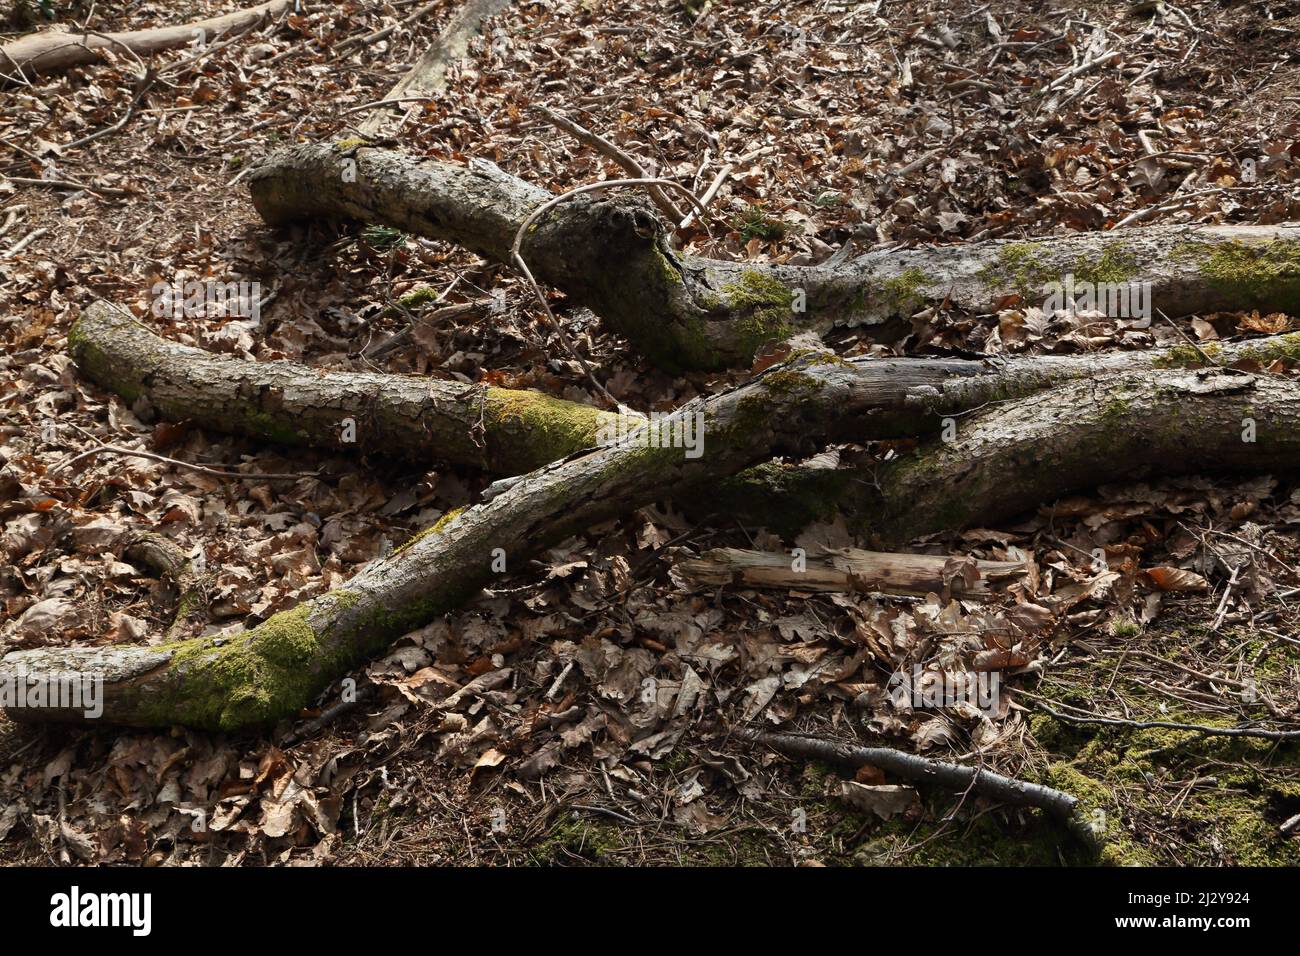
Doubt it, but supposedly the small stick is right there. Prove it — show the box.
[0,203,27,239]
[4,176,132,198]
[1156,307,1221,367]
[1032,699,1300,740]
[743,729,1102,849]
[3,226,46,257]
[680,162,732,230]
[50,443,316,481]
[1043,49,1120,92]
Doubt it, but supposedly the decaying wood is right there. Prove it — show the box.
[674,547,1026,598]
[72,296,1300,513]
[0,0,291,81]
[9,329,1300,729]
[741,730,1102,849]
[249,142,1300,370]
[867,367,1300,545]
[68,300,631,476]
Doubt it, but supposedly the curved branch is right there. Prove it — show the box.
[248,142,1300,370]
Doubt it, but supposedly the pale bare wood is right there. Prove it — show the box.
[674,547,1026,598]
[357,0,512,136]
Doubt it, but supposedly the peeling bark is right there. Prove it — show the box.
[248,143,1300,370]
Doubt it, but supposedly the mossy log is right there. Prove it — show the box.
[248,143,1300,370]
[0,0,291,81]
[68,300,630,476]
[68,299,1300,488]
[9,337,1300,730]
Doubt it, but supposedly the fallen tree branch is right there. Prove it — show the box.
[674,546,1026,598]
[248,142,1300,370]
[75,296,1300,477]
[13,327,1300,729]
[7,345,901,729]
[0,0,293,81]
[740,729,1101,849]
[865,366,1300,545]
[67,300,633,476]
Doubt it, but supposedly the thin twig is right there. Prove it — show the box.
[1156,308,1221,366]
[1032,699,1300,740]
[51,444,316,481]
[536,106,685,223]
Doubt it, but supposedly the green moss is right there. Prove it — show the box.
[855,804,1088,866]
[721,271,796,355]
[394,506,466,555]
[881,267,931,313]
[67,315,144,404]
[528,812,622,865]
[391,286,440,312]
[1108,615,1141,639]
[1152,341,1224,369]
[1178,239,1300,313]
[761,369,821,394]
[651,243,684,287]
[1030,640,1300,867]
[143,599,349,731]
[978,242,1056,298]
[243,409,302,445]
[705,461,853,537]
[484,388,614,470]
[1238,331,1300,365]
[1074,246,1140,285]
[732,205,793,243]
[334,137,367,151]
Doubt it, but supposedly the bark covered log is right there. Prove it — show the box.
[1,0,291,81]
[68,300,630,476]
[248,142,1300,370]
[868,366,1300,545]
[9,334,1300,730]
[3,347,881,729]
[71,299,1300,486]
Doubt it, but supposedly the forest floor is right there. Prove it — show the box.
[1,0,1299,866]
